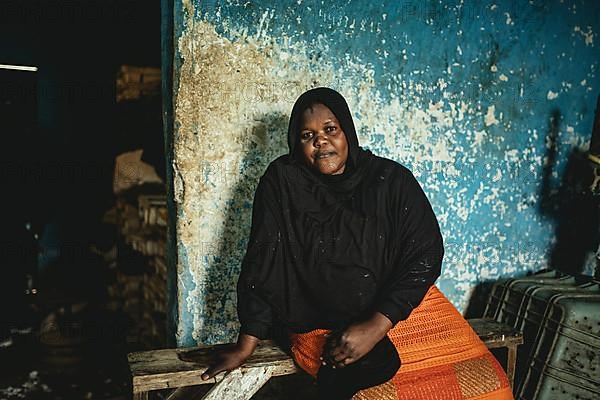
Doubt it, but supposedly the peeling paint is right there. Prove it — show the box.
[170,0,600,345]
[484,105,500,126]
[574,26,595,46]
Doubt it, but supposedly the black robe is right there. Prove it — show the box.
[237,88,444,339]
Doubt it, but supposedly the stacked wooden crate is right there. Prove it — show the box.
[116,65,161,102]
[114,194,167,350]
[137,195,167,349]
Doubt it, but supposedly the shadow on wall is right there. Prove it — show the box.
[464,108,600,319]
[201,111,289,342]
[539,109,600,276]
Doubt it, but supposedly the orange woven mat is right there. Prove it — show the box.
[290,285,513,400]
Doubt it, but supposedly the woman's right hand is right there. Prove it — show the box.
[201,333,259,380]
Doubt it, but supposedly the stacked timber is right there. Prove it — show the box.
[116,65,160,103]
[113,62,165,349]
[113,193,167,350]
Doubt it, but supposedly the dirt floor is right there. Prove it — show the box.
[0,305,131,400]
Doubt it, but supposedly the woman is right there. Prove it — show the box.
[202,88,512,400]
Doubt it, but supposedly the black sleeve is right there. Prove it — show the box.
[375,168,444,325]
[237,177,280,339]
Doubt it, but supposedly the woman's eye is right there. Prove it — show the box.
[325,126,337,134]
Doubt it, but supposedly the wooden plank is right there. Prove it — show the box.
[133,392,148,400]
[506,345,517,388]
[201,366,276,400]
[128,340,298,393]
[166,386,207,400]
[467,318,523,347]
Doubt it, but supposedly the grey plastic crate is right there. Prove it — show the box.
[513,281,599,392]
[519,371,598,400]
[496,276,579,328]
[517,280,599,332]
[518,294,600,400]
[484,270,568,320]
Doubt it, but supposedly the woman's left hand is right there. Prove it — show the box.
[322,312,393,368]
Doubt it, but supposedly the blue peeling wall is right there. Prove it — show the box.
[167,0,599,346]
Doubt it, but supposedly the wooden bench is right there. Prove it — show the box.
[467,318,523,388]
[128,318,522,399]
[128,340,298,399]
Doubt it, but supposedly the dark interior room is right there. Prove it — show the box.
[1,1,164,399]
[0,1,599,400]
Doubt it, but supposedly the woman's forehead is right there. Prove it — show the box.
[301,103,338,123]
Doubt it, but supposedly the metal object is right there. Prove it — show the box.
[518,294,600,400]
[485,270,600,398]
[483,270,569,321]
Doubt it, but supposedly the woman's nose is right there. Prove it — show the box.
[313,132,329,147]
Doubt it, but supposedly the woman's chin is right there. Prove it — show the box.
[314,162,345,175]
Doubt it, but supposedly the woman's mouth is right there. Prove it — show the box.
[315,151,336,160]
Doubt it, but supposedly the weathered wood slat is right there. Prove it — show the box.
[128,340,298,393]
[467,318,523,348]
[201,366,276,400]
[132,392,148,400]
[165,386,207,400]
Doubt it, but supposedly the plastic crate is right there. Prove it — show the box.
[518,294,600,400]
[512,281,599,391]
[496,275,578,328]
[518,371,597,400]
[483,270,569,320]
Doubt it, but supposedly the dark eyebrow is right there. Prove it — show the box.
[299,119,337,131]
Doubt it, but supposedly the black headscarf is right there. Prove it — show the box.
[286,87,375,194]
[288,88,360,164]
[237,88,444,338]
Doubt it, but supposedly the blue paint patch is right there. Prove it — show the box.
[176,236,197,347]
[172,0,600,343]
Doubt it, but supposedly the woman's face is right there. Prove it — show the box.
[298,103,348,175]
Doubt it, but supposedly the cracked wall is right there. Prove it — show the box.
[170,0,600,345]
